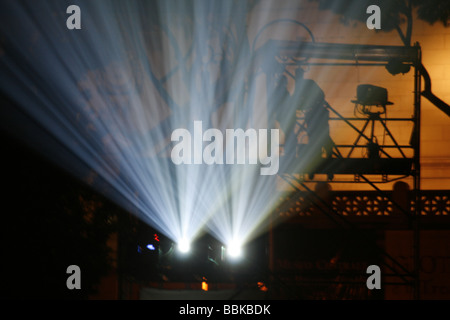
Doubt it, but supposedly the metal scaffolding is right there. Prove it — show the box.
[256,39,424,299]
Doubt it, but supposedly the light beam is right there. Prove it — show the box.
[0,0,326,263]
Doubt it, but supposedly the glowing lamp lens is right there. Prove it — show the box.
[178,239,191,254]
[227,242,242,258]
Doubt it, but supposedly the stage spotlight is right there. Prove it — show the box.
[386,58,411,75]
[227,241,243,259]
[177,239,191,254]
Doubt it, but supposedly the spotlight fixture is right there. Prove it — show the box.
[385,58,411,75]
[227,241,243,259]
[177,239,191,254]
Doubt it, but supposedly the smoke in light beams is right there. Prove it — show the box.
[0,0,312,255]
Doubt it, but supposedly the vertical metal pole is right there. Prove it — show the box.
[413,45,422,300]
[265,70,276,294]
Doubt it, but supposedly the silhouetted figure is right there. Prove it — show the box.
[269,72,299,174]
[294,69,333,177]
[271,68,333,175]
[272,74,291,133]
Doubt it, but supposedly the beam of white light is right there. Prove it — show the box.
[0,0,330,255]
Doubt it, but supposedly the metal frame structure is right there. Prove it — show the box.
[256,39,423,299]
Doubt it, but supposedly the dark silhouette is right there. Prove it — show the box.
[277,68,333,174]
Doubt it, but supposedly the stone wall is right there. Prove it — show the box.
[253,1,450,190]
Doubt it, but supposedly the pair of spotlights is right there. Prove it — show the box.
[176,238,243,259]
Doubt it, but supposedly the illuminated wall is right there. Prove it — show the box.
[251,0,450,191]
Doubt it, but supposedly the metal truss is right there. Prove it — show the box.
[257,39,425,299]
